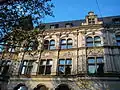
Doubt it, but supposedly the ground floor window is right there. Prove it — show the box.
[13,83,28,90]
[55,84,70,90]
[33,84,48,90]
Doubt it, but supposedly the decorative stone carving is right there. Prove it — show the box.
[87,48,103,56]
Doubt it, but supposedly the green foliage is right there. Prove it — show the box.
[0,0,54,40]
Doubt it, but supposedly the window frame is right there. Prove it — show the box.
[20,60,34,75]
[87,57,104,76]
[49,40,55,50]
[60,39,73,49]
[58,59,72,75]
[38,59,53,75]
[0,60,11,75]
[86,36,101,47]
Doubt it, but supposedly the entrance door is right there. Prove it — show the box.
[55,84,70,90]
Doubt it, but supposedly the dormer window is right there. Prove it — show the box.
[65,23,73,28]
[82,11,103,25]
[112,18,120,24]
[88,18,95,25]
[50,24,59,29]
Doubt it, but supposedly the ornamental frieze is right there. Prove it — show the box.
[41,51,57,59]
[59,51,74,58]
[87,48,103,56]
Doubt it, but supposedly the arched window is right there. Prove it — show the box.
[13,83,28,90]
[33,84,48,90]
[67,39,72,49]
[60,39,66,49]
[86,37,93,47]
[116,35,120,46]
[94,36,101,46]
[44,40,49,50]
[49,40,55,50]
[55,84,70,90]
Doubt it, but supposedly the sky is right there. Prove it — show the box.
[43,0,120,23]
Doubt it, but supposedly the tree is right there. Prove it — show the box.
[0,0,54,40]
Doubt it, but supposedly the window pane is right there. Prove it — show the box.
[58,66,65,74]
[67,39,72,43]
[21,67,26,74]
[45,66,51,74]
[96,57,103,63]
[50,40,55,45]
[61,45,66,49]
[88,58,95,63]
[66,59,72,65]
[94,36,101,41]
[59,59,65,64]
[116,36,120,40]
[96,64,104,75]
[49,46,55,50]
[88,65,96,74]
[87,42,93,47]
[94,42,101,46]
[86,37,93,42]
[44,40,49,50]
[40,61,46,65]
[117,42,120,46]
[23,61,27,65]
[46,60,52,65]
[39,66,45,74]
[18,86,27,90]
[67,45,72,49]
[26,67,32,74]
[61,39,66,44]
[65,66,71,74]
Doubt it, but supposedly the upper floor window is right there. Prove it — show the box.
[50,24,59,29]
[60,39,72,49]
[44,40,49,50]
[0,60,11,75]
[20,60,34,75]
[44,40,55,50]
[86,37,93,47]
[49,40,55,50]
[116,35,120,46]
[65,23,73,28]
[23,40,38,51]
[86,36,101,47]
[38,59,53,75]
[88,57,104,76]
[94,36,101,46]
[112,18,120,24]
[58,59,72,75]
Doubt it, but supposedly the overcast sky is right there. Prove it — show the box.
[43,0,120,23]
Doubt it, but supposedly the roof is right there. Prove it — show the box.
[42,15,120,29]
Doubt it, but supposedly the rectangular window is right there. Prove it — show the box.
[58,59,72,75]
[88,18,95,24]
[88,57,104,76]
[20,60,34,75]
[39,59,52,75]
[0,60,11,75]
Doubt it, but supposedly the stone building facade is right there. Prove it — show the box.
[0,11,120,90]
